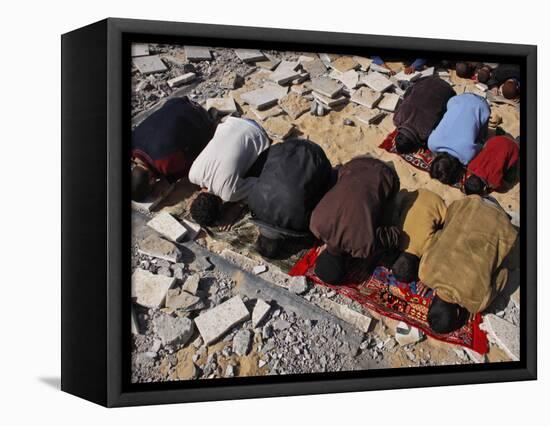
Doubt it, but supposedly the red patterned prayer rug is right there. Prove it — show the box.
[289,246,488,355]
[379,130,465,190]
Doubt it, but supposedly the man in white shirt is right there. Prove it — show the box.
[188,116,271,227]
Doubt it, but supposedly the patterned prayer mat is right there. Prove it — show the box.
[379,130,465,190]
[289,246,488,354]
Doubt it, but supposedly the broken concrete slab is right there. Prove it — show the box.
[353,56,373,71]
[292,72,310,85]
[153,314,194,346]
[256,54,282,71]
[312,91,348,108]
[394,70,421,82]
[194,296,250,344]
[131,43,149,57]
[133,55,168,75]
[184,46,212,61]
[279,92,311,119]
[167,72,196,88]
[362,72,393,93]
[291,82,312,96]
[250,105,284,121]
[355,108,386,125]
[220,249,290,288]
[132,268,176,308]
[288,276,308,294]
[338,69,360,90]
[481,314,520,361]
[240,87,279,110]
[220,71,243,90]
[147,212,188,242]
[318,299,372,333]
[270,61,301,85]
[395,321,424,346]
[301,59,328,78]
[252,299,271,327]
[319,53,339,65]
[180,218,201,241]
[330,56,360,73]
[377,92,400,112]
[232,329,252,356]
[234,49,265,63]
[350,86,383,108]
[311,76,343,98]
[205,97,237,115]
[369,63,392,74]
[138,234,181,263]
[165,288,204,311]
[263,116,294,139]
[182,274,201,295]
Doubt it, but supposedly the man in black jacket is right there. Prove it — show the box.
[247,138,333,258]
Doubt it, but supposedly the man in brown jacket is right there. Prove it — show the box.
[309,157,400,284]
[418,195,518,334]
[391,189,447,282]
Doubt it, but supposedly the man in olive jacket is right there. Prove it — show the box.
[418,195,517,334]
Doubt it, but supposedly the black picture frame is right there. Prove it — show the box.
[61,17,537,407]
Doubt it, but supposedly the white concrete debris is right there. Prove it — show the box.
[133,55,167,75]
[362,72,393,93]
[481,314,520,361]
[182,274,201,295]
[393,70,421,82]
[153,314,194,346]
[167,72,196,88]
[318,299,372,333]
[252,299,271,328]
[288,276,308,294]
[131,43,149,57]
[131,268,176,308]
[234,49,265,63]
[355,108,386,126]
[369,63,392,74]
[138,234,180,263]
[350,87,383,109]
[180,218,201,240]
[395,321,424,346]
[253,265,268,275]
[232,329,252,356]
[147,212,188,242]
[184,46,212,61]
[194,296,250,344]
[377,92,400,112]
[205,97,238,115]
[165,288,203,311]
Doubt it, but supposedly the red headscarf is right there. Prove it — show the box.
[467,136,519,190]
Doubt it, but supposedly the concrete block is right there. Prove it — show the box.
[330,56,360,73]
[338,69,360,90]
[205,97,237,115]
[167,72,196,88]
[184,46,212,61]
[220,71,242,90]
[133,55,167,75]
[395,321,424,346]
[298,54,317,63]
[262,82,289,99]
[250,105,284,121]
[369,63,392,74]
[288,276,308,294]
[481,314,520,361]
[240,87,279,110]
[234,49,265,63]
[132,268,176,308]
[131,43,149,57]
[180,218,201,241]
[232,329,252,356]
[353,56,373,71]
[318,299,372,333]
[312,91,348,108]
[252,299,271,328]
[311,76,343,98]
[147,212,188,242]
[319,53,339,65]
[301,59,328,78]
[263,116,294,140]
[350,86,383,108]
[355,108,386,125]
[377,92,400,112]
[362,72,393,93]
[270,61,301,85]
[291,82,312,96]
[194,296,250,344]
[138,234,181,263]
[256,54,281,70]
[165,288,204,311]
[153,314,194,346]
[279,92,311,119]
[394,70,422,82]
[182,274,201,295]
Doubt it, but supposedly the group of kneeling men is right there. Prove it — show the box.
[131,72,518,336]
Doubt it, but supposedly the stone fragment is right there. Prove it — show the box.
[355,108,386,126]
[131,268,176,308]
[338,69,360,90]
[301,59,328,78]
[147,212,188,242]
[312,91,347,108]
[318,299,372,333]
[133,55,167,75]
[330,56,359,73]
[272,319,291,330]
[194,296,250,344]
[256,54,282,70]
[481,314,520,361]
[234,49,265,63]
[311,76,343,98]
[165,288,203,311]
[138,234,180,263]
[394,70,421,82]
[270,61,301,85]
[220,72,242,90]
[182,274,201,295]
[319,53,339,65]
[377,92,400,112]
[395,321,424,346]
[263,116,294,139]
[369,63,392,74]
[288,276,308,294]
[131,43,149,57]
[350,86,383,108]
[184,46,212,61]
[232,329,252,356]
[250,105,284,121]
[153,314,194,346]
[205,97,237,115]
[291,82,312,96]
[298,54,317,63]
[353,56,373,71]
[292,72,309,84]
[167,72,196,88]
[180,218,201,240]
[252,299,271,327]
[362,72,393,92]
[279,92,311,119]
[253,265,267,275]
[240,87,279,110]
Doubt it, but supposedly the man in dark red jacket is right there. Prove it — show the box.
[131,97,216,201]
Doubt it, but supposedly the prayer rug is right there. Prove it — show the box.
[289,246,489,354]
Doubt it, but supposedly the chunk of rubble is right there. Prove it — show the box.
[338,69,360,90]
[220,71,242,90]
[252,299,271,327]
[420,66,435,77]
[291,82,312,96]
[131,268,176,308]
[395,321,424,346]
[205,97,237,115]
[377,92,400,112]
[165,288,204,311]
[288,276,308,294]
[353,56,373,71]
[240,87,279,110]
[153,314,194,346]
[182,274,201,295]
[256,54,281,70]
[369,63,392,74]
[147,212,188,242]
[355,108,386,126]
[263,116,294,140]
[180,218,201,240]
[234,49,265,63]
[133,55,167,75]
[279,92,311,119]
[131,43,149,57]
[318,299,372,333]
[167,72,196,88]
[184,46,212,61]
[362,72,393,93]
[138,234,181,263]
[270,61,301,85]
[394,70,421,82]
[480,314,520,361]
[250,105,284,121]
[194,296,250,344]
[232,329,252,356]
[350,87,382,108]
[301,59,328,78]
[311,76,343,98]
[312,91,347,108]
[253,264,268,275]
[330,56,359,73]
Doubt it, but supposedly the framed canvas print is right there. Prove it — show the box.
[61,18,537,407]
